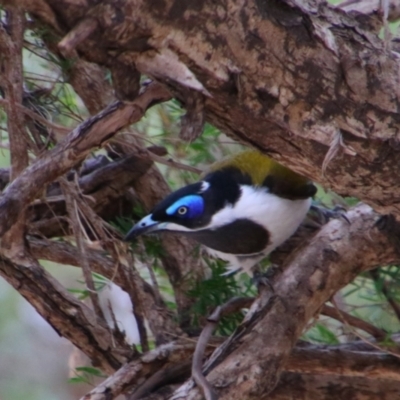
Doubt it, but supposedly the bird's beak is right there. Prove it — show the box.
[124,214,166,241]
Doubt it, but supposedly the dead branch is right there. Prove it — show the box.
[321,303,388,340]
[81,334,400,400]
[29,152,153,238]
[0,82,171,238]
[287,342,400,381]
[80,341,198,400]
[60,178,104,318]
[29,238,184,343]
[0,253,132,374]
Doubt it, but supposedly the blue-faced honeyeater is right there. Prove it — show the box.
[125,150,317,275]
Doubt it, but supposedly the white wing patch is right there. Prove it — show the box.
[199,181,210,193]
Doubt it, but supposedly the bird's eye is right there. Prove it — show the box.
[177,206,188,215]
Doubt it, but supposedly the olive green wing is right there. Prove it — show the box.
[205,150,316,200]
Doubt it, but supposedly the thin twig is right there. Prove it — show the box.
[192,307,221,400]
[63,173,150,350]
[192,297,255,400]
[370,268,400,321]
[0,82,172,238]
[60,177,104,319]
[331,298,400,359]
[114,135,202,174]
[0,98,71,137]
[321,303,387,340]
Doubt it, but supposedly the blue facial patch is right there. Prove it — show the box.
[166,195,204,219]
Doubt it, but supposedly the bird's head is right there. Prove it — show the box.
[125,181,215,240]
[124,150,316,243]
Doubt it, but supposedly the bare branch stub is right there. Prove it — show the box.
[58,16,99,58]
[179,91,205,142]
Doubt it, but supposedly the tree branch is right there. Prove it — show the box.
[268,372,400,400]
[0,6,29,249]
[29,238,184,344]
[287,342,400,381]
[28,152,153,238]
[0,252,132,374]
[174,204,400,399]
[0,82,171,238]
[0,5,28,178]
[27,0,400,218]
[321,303,387,340]
[80,335,400,400]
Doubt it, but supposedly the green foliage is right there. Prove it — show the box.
[304,323,340,345]
[68,366,106,385]
[187,259,256,336]
[68,272,108,300]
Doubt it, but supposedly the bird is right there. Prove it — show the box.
[125,150,317,275]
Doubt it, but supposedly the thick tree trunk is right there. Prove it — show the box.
[17,0,400,217]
